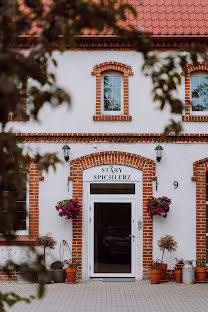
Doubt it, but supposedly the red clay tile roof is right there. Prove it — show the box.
[20,0,208,37]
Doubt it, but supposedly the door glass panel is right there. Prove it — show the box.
[90,183,135,194]
[94,202,131,273]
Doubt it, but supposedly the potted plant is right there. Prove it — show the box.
[147,196,171,218]
[149,260,162,284]
[37,233,57,284]
[195,258,207,281]
[55,199,81,220]
[50,260,66,283]
[157,235,178,281]
[64,258,79,283]
[174,258,184,283]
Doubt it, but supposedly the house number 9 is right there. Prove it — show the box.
[174,181,178,189]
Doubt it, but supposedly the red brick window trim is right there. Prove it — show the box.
[92,62,133,121]
[192,158,208,261]
[182,62,208,122]
[0,159,43,246]
[69,151,156,277]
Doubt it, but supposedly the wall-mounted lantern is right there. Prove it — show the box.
[62,144,70,162]
[155,145,163,162]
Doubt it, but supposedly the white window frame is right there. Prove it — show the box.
[89,196,136,278]
[101,71,124,115]
[191,71,208,115]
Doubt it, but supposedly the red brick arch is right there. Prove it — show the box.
[69,151,156,278]
[192,157,208,260]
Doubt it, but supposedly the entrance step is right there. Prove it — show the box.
[102,278,135,282]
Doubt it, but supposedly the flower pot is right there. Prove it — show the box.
[53,269,66,283]
[38,270,53,284]
[65,267,77,283]
[161,263,167,281]
[149,268,161,284]
[195,268,207,281]
[175,269,182,283]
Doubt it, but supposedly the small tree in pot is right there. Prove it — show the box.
[37,233,57,284]
[157,235,178,281]
[149,260,162,284]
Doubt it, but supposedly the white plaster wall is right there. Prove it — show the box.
[5,50,206,134]
[1,141,207,270]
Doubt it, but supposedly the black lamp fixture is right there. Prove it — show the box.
[155,145,163,162]
[62,144,70,162]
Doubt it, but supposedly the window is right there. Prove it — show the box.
[1,170,28,234]
[191,72,208,112]
[8,77,29,121]
[102,72,123,114]
[90,183,135,194]
[92,62,133,121]
[182,63,208,122]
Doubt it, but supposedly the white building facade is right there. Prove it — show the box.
[1,2,208,280]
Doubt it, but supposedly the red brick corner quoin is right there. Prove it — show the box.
[192,158,208,260]
[92,62,133,121]
[68,151,156,277]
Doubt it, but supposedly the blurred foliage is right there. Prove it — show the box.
[0,0,206,310]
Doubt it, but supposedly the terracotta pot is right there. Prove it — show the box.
[175,269,182,283]
[65,267,77,283]
[149,268,161,284]
[161,263,167,280]
[195,268,207,281]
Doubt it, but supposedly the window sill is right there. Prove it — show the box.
[8,115,29,121]
[0,236,38,246]
[93,115,132,121]
[182,115,208,122]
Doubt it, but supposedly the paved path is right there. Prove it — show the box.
[1,280,208,312]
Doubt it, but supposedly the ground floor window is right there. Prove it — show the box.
[1,170,27,232]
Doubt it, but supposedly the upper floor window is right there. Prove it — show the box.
[191,72,208,112]
[102,72,123,114]
[92,62,133,121]
[182,63,208,122]
[8,77,29,122]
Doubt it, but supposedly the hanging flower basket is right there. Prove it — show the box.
[55,199,81,220]
[147,196,171,218]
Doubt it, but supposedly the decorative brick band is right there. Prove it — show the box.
[182,115,208,122]
[93,115,132,121]
[0,269,17,281]
[0,159,43,246]
[92,62,133,121]
[69,151,156,277]
[192,158,208,260]
[15,132,208,143]
[182,62,208,122]
[16,36,208,50]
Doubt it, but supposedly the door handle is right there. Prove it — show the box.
[129,235,135,238]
